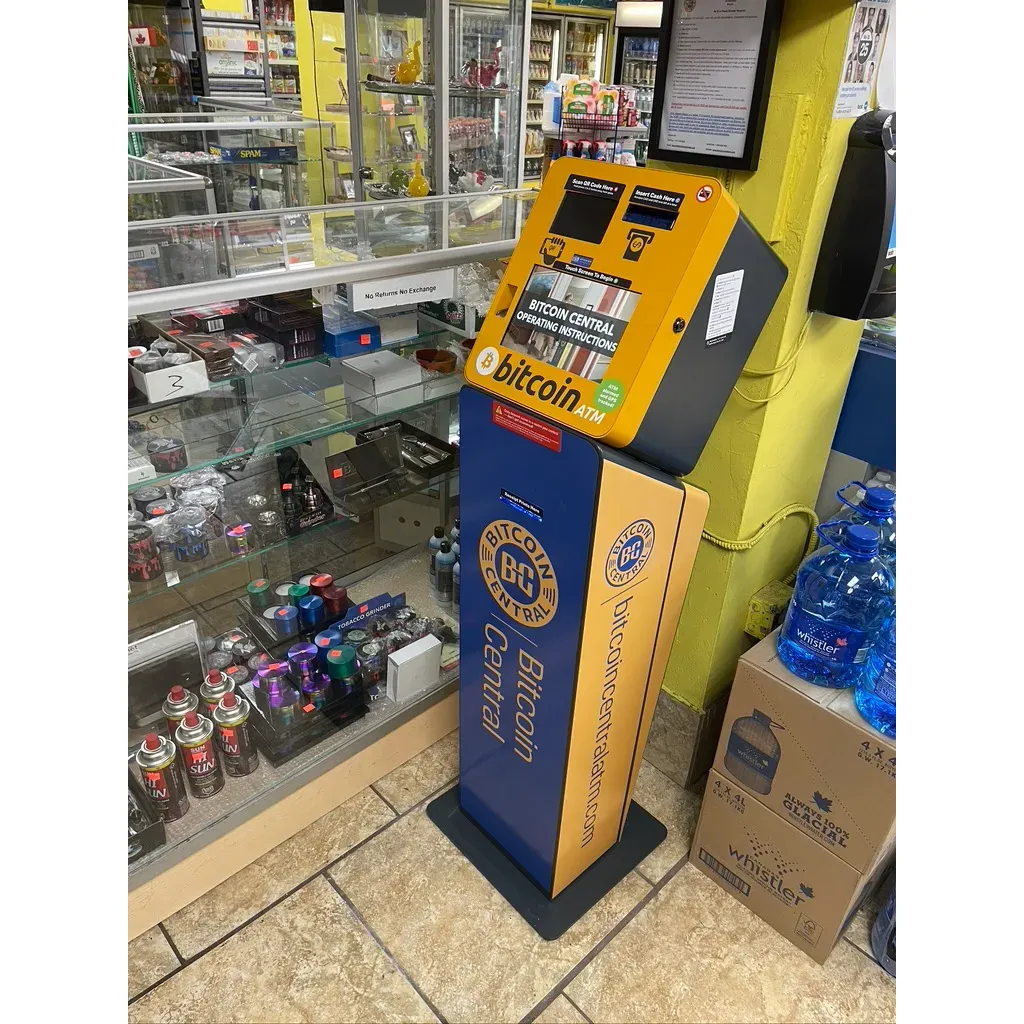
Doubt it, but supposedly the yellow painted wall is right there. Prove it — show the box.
[648,0,868,710]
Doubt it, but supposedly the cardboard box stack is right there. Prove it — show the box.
[691,629,895,964]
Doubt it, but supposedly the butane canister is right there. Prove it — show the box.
[135,733,190,822]
[175,711,225,798]
[200,669,235,717]
[162,685,199,739]
[213,692,260,777]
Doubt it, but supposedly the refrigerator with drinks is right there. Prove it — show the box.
[613,26,658,164]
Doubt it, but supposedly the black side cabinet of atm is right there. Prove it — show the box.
[810,109,896,320]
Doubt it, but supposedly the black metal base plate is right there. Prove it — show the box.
[426,786,666,940]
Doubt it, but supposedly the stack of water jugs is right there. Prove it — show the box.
[777,479,896,976]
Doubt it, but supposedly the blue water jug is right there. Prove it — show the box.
[856,616,895,736]
[826,481,896,574]
[777,522,895,688]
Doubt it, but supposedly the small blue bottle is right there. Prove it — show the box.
[777,523,895,688]
[826,482,896,575]
[856,616,895,736]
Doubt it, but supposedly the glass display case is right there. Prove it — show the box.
[126,180,535,925]
[128,112,335,214]
[129,2,195,115]
[127,188,535,306]
[128,156,217,221]
[448,2,527,192]
[342,0,528,200]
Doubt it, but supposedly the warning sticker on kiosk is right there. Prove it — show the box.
[501,265,641,384]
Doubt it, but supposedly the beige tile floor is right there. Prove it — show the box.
[128,731,895,1024]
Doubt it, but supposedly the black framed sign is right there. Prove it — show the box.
[648,0,785,172]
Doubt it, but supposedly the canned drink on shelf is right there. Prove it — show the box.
[175,711,225,798]
[200,669,235,717]
[135,733,190,822]
[213,693,260,776]
[163,684,199,738]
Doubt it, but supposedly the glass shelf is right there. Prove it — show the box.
[127,464,459,608]
[127,349,464,494]
[128,545,460,886]
[126,190,535,315]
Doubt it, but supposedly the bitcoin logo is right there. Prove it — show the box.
[475,346,500,376]
[479,519,558,627]
[605,519,655,587]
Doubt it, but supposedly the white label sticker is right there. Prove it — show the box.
[208,317,224,332]
[243,354,259,372]
[705,269,744,343]
[349,268,455,312]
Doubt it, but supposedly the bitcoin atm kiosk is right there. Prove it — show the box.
[427,160,786,937]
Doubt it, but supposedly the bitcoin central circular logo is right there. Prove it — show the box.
[475,346,500,376]
[605,519,656,587]
[478,519,558,627]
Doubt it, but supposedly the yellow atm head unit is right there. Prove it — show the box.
[467,160,788,476]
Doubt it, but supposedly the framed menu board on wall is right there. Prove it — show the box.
[648,0,784,171]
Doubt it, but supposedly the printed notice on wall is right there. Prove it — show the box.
[833,0,893,119]
[705,269,744,345]
[658,0,769,161]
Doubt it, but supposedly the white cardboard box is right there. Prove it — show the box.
[130,354,210,403]
[387,634,442,703]
[338,350,423,415]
